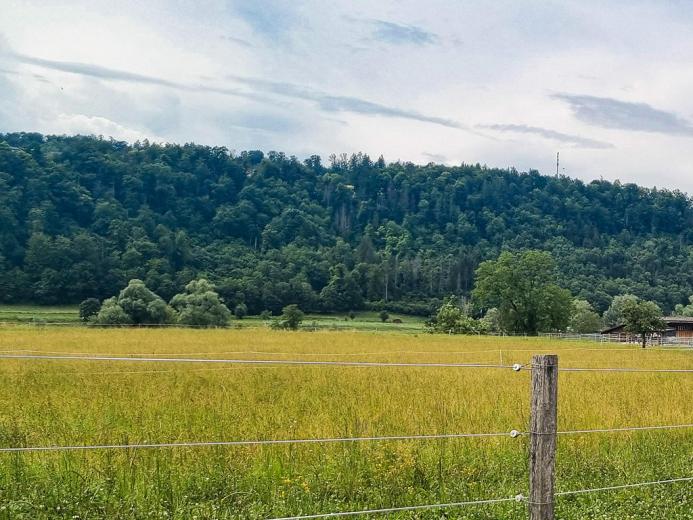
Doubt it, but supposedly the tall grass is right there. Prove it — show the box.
[0,328,691,519]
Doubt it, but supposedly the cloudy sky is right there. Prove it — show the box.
[2,0,693,192]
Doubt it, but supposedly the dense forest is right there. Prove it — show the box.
[1,132,692,316]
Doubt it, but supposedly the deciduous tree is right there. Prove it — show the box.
[170,279,231,327]
[621,298,666,348]
[473,251,572,334]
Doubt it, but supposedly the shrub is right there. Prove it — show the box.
[426,296,486,334]
[234,303,248,320]
[95,297,132,325]
[79,298,101,322]
[271,304,304,330]
[96,280,173,325]
[170,279,231,327]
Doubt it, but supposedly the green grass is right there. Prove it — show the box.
[0,305,80,324]
[0,306,427,332]
[0,329,691,518]
[212,311,427,332]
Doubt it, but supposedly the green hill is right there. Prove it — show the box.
[1,132,692,314]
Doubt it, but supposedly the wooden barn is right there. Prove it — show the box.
[601,317,693,342]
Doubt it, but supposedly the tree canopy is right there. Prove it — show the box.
[96,279,174,325]
[2,133,693,315]
[620,297,666,348]
[425,296,485,334]
[272,304,304,330]
[569,299,602,333]
[473,251,572,334]
[170,279,231,327]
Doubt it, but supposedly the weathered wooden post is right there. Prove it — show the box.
[529,354,558,520]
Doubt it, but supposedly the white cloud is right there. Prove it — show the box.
[1,0,693,192]
[49,113,162,143]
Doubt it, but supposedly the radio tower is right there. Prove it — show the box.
[556,152,559,177]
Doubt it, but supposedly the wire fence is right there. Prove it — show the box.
[540,332,693,347]
[0,347,691,518]
[1,353,692,375]
[0,353,514,369]
[266,476,693,520]
[2,423,691,453]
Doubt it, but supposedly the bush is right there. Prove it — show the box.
[259,310,272,321]
[96,280,173,325]
[426,296,486,334]
[271,304,304,330]
[234,303,248,320]
[378,310,389,322]
[170,279,231,327]
[95,297,132,325]
[79,298,101,322]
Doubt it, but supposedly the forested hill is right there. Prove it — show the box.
[1,132,692,315]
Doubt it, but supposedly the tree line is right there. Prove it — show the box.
[1,132,693,316]
[426,250,667,345]
[82,278,304,330]
[91,251,667,344]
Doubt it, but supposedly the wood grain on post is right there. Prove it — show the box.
[529,354,558,520]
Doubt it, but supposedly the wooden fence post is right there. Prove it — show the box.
[529,354,558,520]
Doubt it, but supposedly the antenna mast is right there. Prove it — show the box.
[556,152,559,177]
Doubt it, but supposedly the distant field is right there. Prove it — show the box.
[0,304,80,323]
[0,328,690,519]
[0,306,427,331]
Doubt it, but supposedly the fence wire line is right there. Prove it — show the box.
[5,346,690,356]
[555,424,693,435]
[2,366,291,376]
[3,423,692,453]
[2,345,691,357]
[1,348,510,357]
[3,354,692,373]
[556,367,693,373]
[266,496,520,520]
[0,431,513,453]
[0,354,513,369]
[555,475,693,497]
[266,476,693,520]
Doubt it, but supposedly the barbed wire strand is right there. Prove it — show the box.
[0,431,513,453]
[0,354,513,369]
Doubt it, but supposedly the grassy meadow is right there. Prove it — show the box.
[0,305,427,332]
[0,327,691,519]
[0,305,80,324]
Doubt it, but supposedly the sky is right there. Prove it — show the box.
[2,0,693,192]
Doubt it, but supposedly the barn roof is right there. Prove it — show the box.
[601,316,693,334]
[665,316,693,323]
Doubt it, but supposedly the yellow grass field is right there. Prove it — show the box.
[0,327,691,519]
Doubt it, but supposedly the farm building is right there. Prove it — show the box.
[601,317,693,342]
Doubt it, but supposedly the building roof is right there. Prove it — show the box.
[601,316,693,334]
[665,316,693,323]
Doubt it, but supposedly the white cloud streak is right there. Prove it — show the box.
[1,0,693,192]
